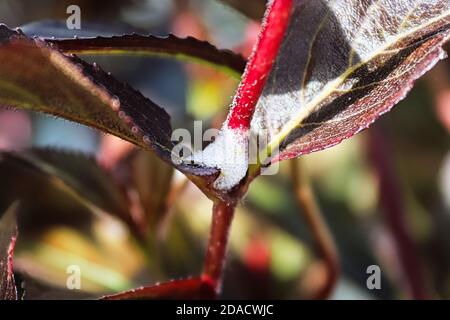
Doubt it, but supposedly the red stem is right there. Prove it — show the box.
[368,127,430,300]
[226,0,293,130]
[201,1,293,288]
[202,201,236,292]
[105,0,294,300]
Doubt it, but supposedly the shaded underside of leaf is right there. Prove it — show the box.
[0,202,18,300]
[113,150,174,236]
[250,0,450,163]
[0,25,218,179]
[0,149,137,235]
[47,34,246,77]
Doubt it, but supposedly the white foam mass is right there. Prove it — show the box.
[189,127,249,191]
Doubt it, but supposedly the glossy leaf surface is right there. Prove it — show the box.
[250,0,450,163]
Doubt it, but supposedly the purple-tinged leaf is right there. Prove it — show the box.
[0,149,144,238]
[47,34,246,77]
[250,0,450,164]
[101,277,216,300]
[0,25,217,180]
[0,202,19,300]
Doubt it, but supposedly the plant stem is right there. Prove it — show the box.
[202,200,236,293]
[107,200,236,299]
[226,0,293,130]
[291,159,340,299]
[368,127,430,300]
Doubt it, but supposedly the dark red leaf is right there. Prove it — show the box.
[0,25,218,180]
[250,0,450,164]
[0,149,143,238]
[47,34,246,77]
[101,277,216,300]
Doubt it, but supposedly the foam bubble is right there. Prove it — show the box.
[189,127,249,191]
